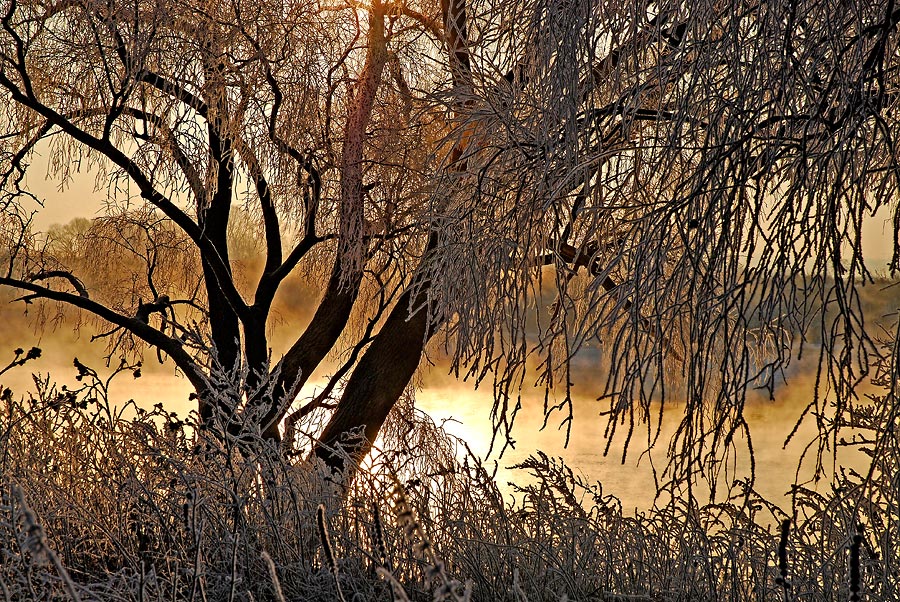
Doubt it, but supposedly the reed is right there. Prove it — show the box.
[0,364,895,601]
[317,504,347,602]
[776,518,792,601]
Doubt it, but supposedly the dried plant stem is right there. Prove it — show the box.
[260,552,286,602]
[317,504,347,602]
[14,486,82,602]
[376,567,412,602]
[850,532,863,602]
[776,519,792,602]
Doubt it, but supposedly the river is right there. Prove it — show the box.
[0,313,872,513]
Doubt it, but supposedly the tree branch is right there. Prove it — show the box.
[27,270,88,298]
[0,277,209,393]
[0,72,250,323]
[253,6,392,438]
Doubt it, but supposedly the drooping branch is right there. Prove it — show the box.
[121,107,206,206]
[107,16,211,120]
[396,5,443,40]
[1,119,52,193]
[239,21,327,311]
[545,242,621,296]
[441,0,473,93]
[0,277,209,394]
[0,71,250,325]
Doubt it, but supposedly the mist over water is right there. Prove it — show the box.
[415,346,880,512]
[1,293,877,514]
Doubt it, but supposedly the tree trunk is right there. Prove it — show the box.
[312,0,473,480]
[254,6,389,441]
[258,258,364,439]
[313,279,438,474]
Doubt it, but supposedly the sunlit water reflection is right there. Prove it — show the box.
[1,321,871,514]
[416,376,872,512]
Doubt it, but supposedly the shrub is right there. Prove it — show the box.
[0,358,896,601]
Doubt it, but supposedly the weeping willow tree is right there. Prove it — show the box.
[1,0,898,490]
[423,0,900,491]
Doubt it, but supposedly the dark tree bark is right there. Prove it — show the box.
[250,6,389,441]
[257,258,364,440]
[313,278,439,473]
[311,0,474,478]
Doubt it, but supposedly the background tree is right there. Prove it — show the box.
[2,0,899,491]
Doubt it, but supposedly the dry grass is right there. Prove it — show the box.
[0,359,896,601]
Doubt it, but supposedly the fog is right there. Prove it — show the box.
[416,358,878,511]
[2,287,875,513]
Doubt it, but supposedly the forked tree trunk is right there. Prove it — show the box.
[250,5,389,441]
[313,279,439,474]
[312,0,473,483]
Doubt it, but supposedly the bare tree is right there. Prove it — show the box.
[2,0,898,490]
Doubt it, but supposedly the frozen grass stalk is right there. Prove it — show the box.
[850,532,862,602]
[260,551,286,602]
[776,518,792,602]
[15,486,82,602]
[317,503,347,602]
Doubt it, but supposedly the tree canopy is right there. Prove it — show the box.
[1,0,898,487]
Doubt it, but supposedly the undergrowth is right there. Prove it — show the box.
[0,356,896,601]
